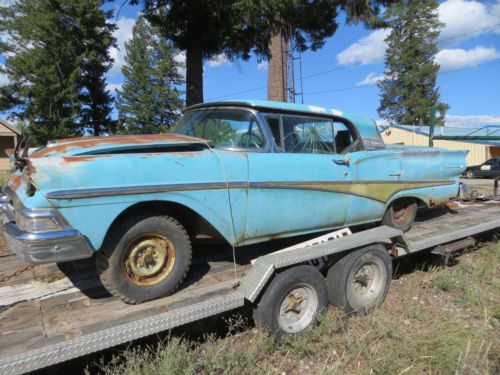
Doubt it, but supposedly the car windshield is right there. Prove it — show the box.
[173,108,265,150]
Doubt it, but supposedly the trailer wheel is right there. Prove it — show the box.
[97,215,192,304]
[253,265,327,341]
[382,197,417,232]
[327,245,391,314]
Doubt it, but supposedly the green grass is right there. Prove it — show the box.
[101,239,500,375]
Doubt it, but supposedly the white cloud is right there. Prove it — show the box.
[436,46,500,72]
[445,114,500,127]
[337,0,500,67]
[109,16,136,76]
[439,0,500,45]
[207,53,231,68]
[337,29,389,66]
[174,51,186,78]
[356,72,385,86]
[257,61,268,71]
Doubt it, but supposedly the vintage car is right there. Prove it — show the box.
[1,100,467,303]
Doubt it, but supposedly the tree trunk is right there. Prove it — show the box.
[186,44,203,107]
[267,31,288,102]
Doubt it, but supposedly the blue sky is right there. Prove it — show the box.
[2,0,500,127]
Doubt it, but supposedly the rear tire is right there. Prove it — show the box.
[382,198,417,232]
[253,265,327,341]
[327,245,392,314]
[465,170,475,179]
[97,215,192,304]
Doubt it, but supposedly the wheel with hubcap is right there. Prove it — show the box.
[327,245,392,314]
[253,265,327,341]
[382,197,417,232]
[97,215,191,304]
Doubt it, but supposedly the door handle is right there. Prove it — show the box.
[332,155,350,165]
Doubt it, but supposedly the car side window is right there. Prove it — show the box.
[277,116,358,154]
[334,122,357,154]
[281,116,336,154]
[177,109,266,150]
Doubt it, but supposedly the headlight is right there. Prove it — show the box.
[16,208,65,233]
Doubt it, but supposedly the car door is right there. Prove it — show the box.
[244,114,351,243]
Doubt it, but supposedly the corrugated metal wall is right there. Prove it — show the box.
[381,127,489,166]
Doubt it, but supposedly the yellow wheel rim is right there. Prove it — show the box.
[124,235,176,286]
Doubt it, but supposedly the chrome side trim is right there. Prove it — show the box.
[46,181,249,199]
[45,179,455,201]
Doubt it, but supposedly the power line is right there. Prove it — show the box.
[207,23,500,101]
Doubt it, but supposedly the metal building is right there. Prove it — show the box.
[381,125,500,166]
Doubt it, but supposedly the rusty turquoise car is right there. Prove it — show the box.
[1,100,467,303]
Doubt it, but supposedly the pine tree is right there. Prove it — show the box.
[74,2,116,136]
[0,0,116,145]
[378,0,448,126]
[115,17,183,134]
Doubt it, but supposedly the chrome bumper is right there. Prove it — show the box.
[0,191,94,264]
[2,222,94,264]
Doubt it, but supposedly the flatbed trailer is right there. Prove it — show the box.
[0,202,499,375]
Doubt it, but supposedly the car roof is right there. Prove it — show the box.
[185,99,347,118]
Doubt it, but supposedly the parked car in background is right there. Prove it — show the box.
[1,100,467,303]
[463,157,500,178]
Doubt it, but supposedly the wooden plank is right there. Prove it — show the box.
[0,300,46,358]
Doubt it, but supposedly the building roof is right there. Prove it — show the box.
[0,119,21,136]
[380,124,500,146]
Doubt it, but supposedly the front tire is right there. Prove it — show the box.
[327,245,392,314]
[97,215,192,304]
[382,197,417,232]
[253,265,327,341]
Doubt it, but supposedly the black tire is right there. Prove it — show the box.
[253,265,328,341]
[382,197,417,232]
[465,170,475,179]
[327,245,392,314]
[96,215,192,304]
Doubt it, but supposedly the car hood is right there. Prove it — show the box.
[29,134,207,158]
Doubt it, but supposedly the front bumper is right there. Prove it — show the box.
[2,222,94,264]
[0,190,94,264]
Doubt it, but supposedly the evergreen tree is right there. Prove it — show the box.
[74,2,116,136]
[0,0,116,145]
[378,0,448,126]
[115,17,183,134]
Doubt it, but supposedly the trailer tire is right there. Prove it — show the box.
[327,245,391,314]
[97,215,192,304]
[253,265,327,341]
[382,198,417,232]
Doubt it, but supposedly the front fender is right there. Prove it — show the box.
[55,189,239,251]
